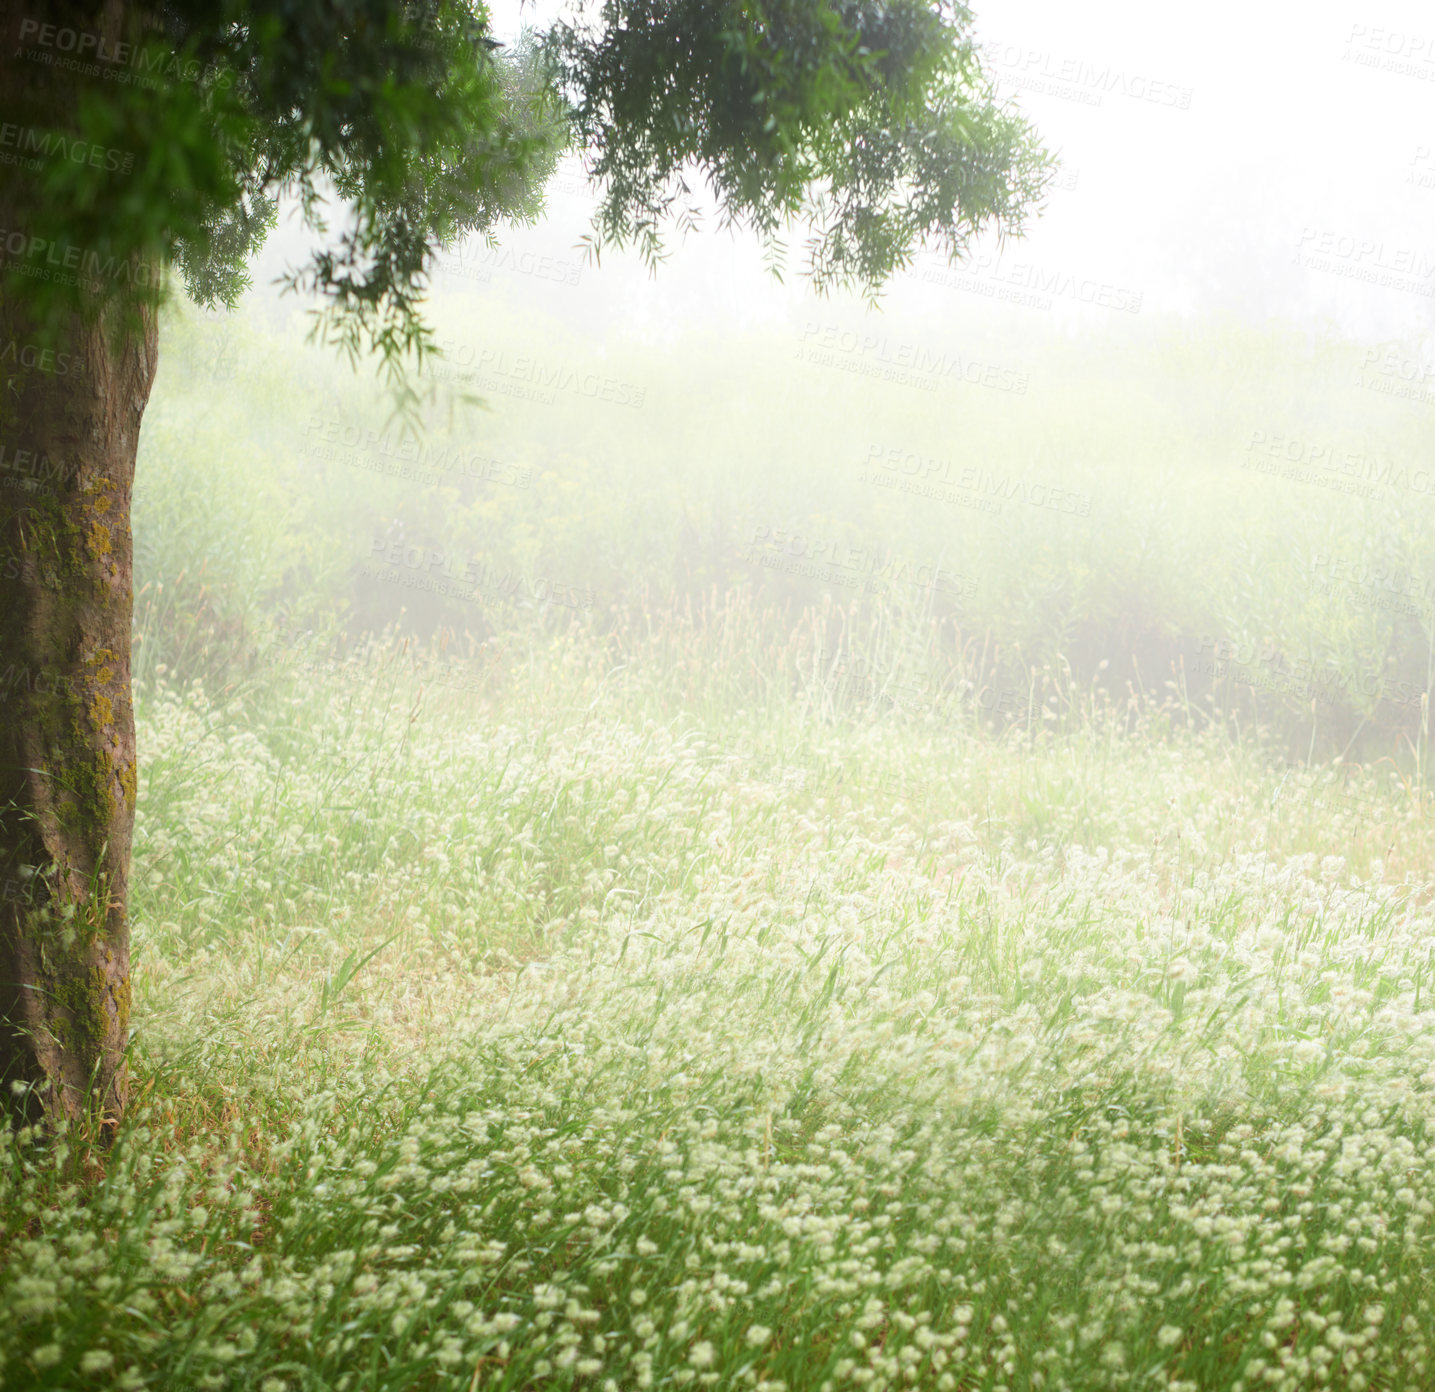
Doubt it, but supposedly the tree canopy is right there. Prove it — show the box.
[5,0,1050,397]
[0,0,1049,1124]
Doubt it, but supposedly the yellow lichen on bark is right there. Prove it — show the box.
[86,520,112,562]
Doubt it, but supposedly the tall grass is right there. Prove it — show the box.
[6,619,1435,1390]
[5,302,1435,1389]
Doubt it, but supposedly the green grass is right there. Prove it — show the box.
[7,301,1435,1390]
[5,627,1435,1392]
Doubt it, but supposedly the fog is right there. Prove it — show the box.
[194,0,1435,773]
[253,0,1435,342]
[11,2,1435,1385]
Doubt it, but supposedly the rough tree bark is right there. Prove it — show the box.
[0,299,156,1125]
[0,0,157,1125]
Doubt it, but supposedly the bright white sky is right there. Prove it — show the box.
[252,0,1435,349]
[490,0,1435,342]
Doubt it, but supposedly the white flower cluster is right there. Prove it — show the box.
[4,668,1434,1392]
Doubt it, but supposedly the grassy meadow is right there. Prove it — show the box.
[4,291,1435,1392]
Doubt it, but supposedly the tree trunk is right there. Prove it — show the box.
[0,295,156,1125]
[0,0,159,1129]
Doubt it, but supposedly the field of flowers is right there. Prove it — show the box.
[5,291,1435,1390]
[4,620,1435,1391]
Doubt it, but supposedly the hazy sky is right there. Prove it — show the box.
[249,0,1435,352]
[487,0,1435,339]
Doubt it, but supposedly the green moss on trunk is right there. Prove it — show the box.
[0,292,156,1127]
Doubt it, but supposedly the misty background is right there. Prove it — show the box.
[17,5,1435,1385]
[138,0,1435,774]
[252,0,1435,340]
